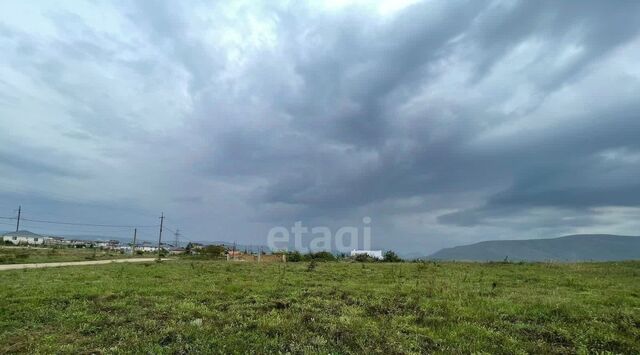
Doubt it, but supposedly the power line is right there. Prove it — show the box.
[3,208,197,247]
[162,225,195,245]
[133,230,160,243]
[18,222,134,235]
[157,212,164,260]
[20,217,158,228]
[162,225,177,234]
[16,205,21,232]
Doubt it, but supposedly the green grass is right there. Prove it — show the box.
[0,246,150,264]
[1,260,639,354]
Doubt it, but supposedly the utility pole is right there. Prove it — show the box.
[157,212,164,260]
[232,241,236,261]
[174,228,180,248]
[15,205,21,232]
[132,228,137,255]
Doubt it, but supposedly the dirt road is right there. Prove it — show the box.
[0,258,170,271]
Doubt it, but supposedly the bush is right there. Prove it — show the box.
[202,245,226,257]
[0,255,15,263]
[286,251,303,262]
[383,250,403,262]
[15,252,30,259]
[284,251,336,262]
[307,251,336,262]
[354,254,376,262]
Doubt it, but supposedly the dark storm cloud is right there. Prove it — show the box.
[274,0,487,147]
[465,1,640,84]
[127,1,226,95]
[440,99,640,227]
[197,0,640,226]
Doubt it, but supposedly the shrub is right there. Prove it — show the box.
[383,250,403,262]
[354,254,376,262]
[286,251,303,262]
[306,259,318,272]
[202,245,226,257]
[284,251,336,262]
[15,251,30,259]
[307,251,336,262]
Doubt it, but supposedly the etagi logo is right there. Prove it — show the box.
[266,217,372,253]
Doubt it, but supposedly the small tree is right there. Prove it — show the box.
[286,251,303,262]
[354,254,375,262]
[383,250,402,263]
[202,245,226,257]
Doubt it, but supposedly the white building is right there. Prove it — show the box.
[94,240,120,249]
[45,236,69,246]
[136,242,159,252]
[2,231,51,245]
[67,239,94,248]
[350,249,383,259]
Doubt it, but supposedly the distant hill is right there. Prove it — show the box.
[428,234,640,262]
[2,230,43,237]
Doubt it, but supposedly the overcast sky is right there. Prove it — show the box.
[1,0,640,254]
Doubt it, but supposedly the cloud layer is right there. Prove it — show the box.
[1,0,640,254]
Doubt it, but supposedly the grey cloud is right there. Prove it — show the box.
[196,1,637,208]
[466,1,640,86]
[0,149,89,178]
[171,196,203,204]
[195,0,640,240]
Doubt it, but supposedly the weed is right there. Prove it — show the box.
[307,259,317,272]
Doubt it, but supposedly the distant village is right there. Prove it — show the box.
[0,230,200,254]
[2,230,387,261]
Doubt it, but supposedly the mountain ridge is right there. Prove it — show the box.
[428,234,640,261]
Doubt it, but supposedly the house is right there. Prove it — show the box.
[227,250,243,257]
[95,240,120,249]
[186,242,204,250]
[136,242,159,252]
[44,236,68,246]
[350,249,383,260]
[2,230,51,245]
[67,239,94,248]
[118,245,133,253]
[168,247,186,255]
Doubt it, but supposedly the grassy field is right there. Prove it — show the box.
[0,260,638,354]
[0,246,150,264]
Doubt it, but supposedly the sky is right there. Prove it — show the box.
[1,0,640,255]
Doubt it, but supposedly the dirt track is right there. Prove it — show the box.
[0,258,170,271]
